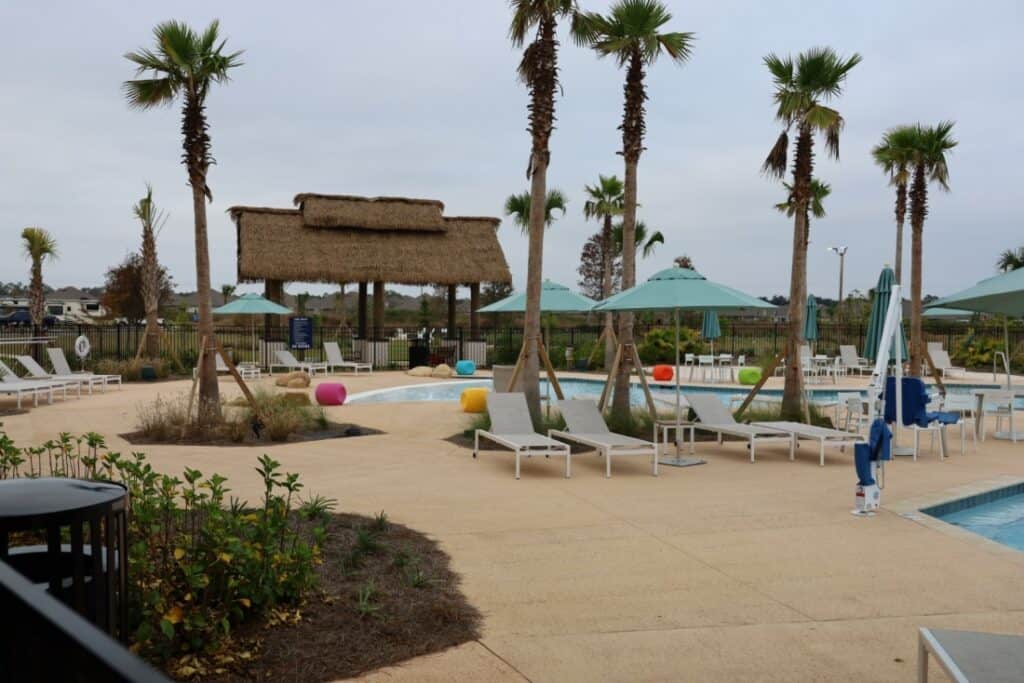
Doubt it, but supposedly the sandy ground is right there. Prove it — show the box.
[2,369,1023,682]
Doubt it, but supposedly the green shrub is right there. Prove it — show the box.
[93,358,173,382]
[637,327,705,364]
[0,431,325,666]
[951,330,1023,371]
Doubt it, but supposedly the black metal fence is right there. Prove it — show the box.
[0,320,1019,370]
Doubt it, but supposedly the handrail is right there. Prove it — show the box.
[993,350,1012,389]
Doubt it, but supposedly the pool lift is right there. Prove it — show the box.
[853,282,903,517]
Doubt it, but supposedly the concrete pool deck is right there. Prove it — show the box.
[3,369,1024,682]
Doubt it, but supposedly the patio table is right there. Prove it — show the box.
[972,388,1024,442]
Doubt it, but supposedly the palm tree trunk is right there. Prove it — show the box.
[908,163,928,377]
[29,261,44,362]
[141,227,160,358]
[894,176,907,284]
[780,127,812,420]
[523,155,547,425]
[601,213,615,369]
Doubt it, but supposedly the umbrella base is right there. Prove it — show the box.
[993,431,1024,442]
[658,456,707,468]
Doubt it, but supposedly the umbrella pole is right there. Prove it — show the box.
[660,308,705,467]
[1005,317,1012,390]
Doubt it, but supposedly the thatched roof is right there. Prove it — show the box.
[292,193,446,231]
[229,198,510,286]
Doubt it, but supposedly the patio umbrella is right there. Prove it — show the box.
[594,267,775,466]
[476,279,596,313]
[929,269,1024,387]
[863,267,908,361]
[804,295,819,352]
[701,310,721,356]
[213,293,292,365]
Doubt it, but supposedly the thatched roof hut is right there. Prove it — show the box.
[229,194,510,286]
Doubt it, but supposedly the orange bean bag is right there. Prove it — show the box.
[652,364,674,381]
[460,387,489,413]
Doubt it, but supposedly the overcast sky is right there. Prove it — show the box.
[2,1,1021,302]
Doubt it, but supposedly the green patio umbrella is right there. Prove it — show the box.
[929,269,1024,387]
[213,293,292,365]
[864,267,908,361]
[476,279,596,313]
[701,310,721,355]
[803,295,819,351]
[594,267,775,467]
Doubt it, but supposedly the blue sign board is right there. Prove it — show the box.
[289,317,313,350]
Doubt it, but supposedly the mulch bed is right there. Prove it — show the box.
[207,513,481,682]
[119,424,383,447]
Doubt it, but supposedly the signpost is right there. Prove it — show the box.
[288,317,313,350]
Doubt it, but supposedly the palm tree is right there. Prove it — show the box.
[20,228,58,340]
[504,189,568,231]
[613,220,664,259]
[134,184,168,358]
[871,126,916,283]
[124,20,243,424]
[574,0,694,421]
[762,46,861,420]
[582,175,624,368]
[509,0,576,423]
[906,121,957,376]
[220,284,236,303]
[997,247,1024,272]
[774,179,831,240]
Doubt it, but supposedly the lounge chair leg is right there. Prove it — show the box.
[913,429,919,462]
[473,432,478,459]
[820,440,825,467]
[515,450,520,480]
[566,450,571,478]
[749,437,755,463]
[605,448,611,478]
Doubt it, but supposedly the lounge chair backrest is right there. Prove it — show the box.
[215,353,229,372]
[492,365,522,393]
[0,359,21,382]
[927,341,943,353]
[16,356,48,378]
[275,349,299,366]
[559,400,611,435]
[839,346,860,366]
[324,341,344,364]
[486,393,536,435]
[930,349,953,369]
[799,345,812,360]
[685,393,736,425]
[48,348,74,375]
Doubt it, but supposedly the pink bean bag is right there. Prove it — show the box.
[314,382,347,406]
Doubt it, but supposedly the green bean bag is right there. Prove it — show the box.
[737,367,762,386]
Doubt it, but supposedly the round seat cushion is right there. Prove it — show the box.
[455,359,476,376]
[737,367,762,386]
[460,387,489,413]
[314,382,347,406]
[652,364,674,381]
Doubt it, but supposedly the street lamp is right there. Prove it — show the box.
[828,246,848,319]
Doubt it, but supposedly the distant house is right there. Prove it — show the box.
[0,287,107,323]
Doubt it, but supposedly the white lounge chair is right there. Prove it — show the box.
[0,378,45,408]
[473,393,571,479]
[0,360,70,403]
[324,342,372,374]
[270,350,328,376]
[549,399,658,477]
[930,349,965,378]
[748,420,862,466]
[684,393,790,463]
[838,345,871,376]
[16,355,105,395]
[941,392,976,455]
[47,348,121,391]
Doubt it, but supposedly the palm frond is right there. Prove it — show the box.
[122,77,177,109]
[762,130,789,178]
[21,227,58,262]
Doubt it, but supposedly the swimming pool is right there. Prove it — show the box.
[923,483,1024,553]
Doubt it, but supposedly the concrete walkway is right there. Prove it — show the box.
[3,371,1024,682]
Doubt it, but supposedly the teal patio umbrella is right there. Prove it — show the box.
[476,279,596,313]
[701,310,721,355]
[594,267,775,466]
[213,293,292,365]
[803,295,819,351]
[864,267,908,361]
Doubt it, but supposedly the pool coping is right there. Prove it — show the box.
[888,475,1024,567]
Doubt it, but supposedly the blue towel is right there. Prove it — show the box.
[855,419,892,486]
[884,376,960,428]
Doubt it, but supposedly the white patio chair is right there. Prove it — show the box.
[473,393,571,479]
[549,399,658,477]
[324,341,373,374]
[47,348,121,391]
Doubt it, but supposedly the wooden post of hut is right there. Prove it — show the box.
[357,282,368,338]
[469,283,480,339]
[263,279,284,367]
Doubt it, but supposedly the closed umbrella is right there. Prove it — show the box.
[213,293,293,366]
[701,310,721,355]
[594,267,774,467]
[804,295,819,353]
[864,267,908,361]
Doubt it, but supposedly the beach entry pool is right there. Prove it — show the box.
[924,484,1024,553]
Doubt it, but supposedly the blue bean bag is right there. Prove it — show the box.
[455,360,476,376]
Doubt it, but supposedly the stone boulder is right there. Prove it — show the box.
[275,371,310,388]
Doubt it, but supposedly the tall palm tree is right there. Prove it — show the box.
[124,20,243,424]
[134,184,168,358]
[613,220,664,258]
[574,0,694,421]
[504,189,568,231]
[509,0,576,423]
[906,121,957,376]
[583,175,624,368]
[762,46,860,420]
[997,247,1024,272]
[871,126,916,283]
[20,228,58,338]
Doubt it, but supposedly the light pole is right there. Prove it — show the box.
[828,246,848,321]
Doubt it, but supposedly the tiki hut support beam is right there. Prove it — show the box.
[469,283,480,339]
[447,285,457,339]
[373,281,385,340]
[357,282,368,338]
[264,279,284,340]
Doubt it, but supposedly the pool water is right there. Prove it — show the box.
[925,486,1024,553]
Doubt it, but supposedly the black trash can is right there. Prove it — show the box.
[408,339,430,368]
